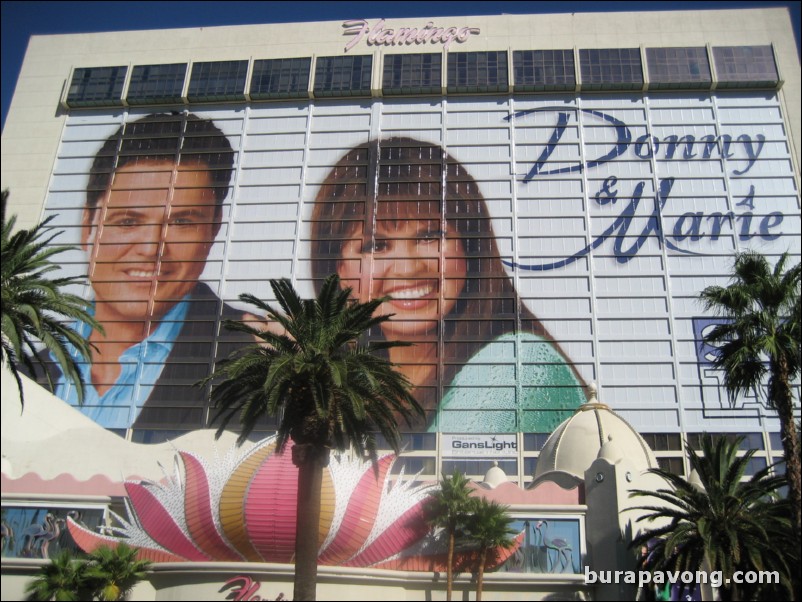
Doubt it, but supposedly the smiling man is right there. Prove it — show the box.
[47,112,254,431]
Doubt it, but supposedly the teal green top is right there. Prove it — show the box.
[431,332,585,433]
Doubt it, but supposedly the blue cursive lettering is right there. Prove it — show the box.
[506,108,766,178]
[505,177,681,271]
[503,109,780,271]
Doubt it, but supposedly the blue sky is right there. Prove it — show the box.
[2,1,800,130]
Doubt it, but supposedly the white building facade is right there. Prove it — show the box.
[1,7,800,599]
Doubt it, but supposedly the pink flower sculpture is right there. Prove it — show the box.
[68,437,521,571]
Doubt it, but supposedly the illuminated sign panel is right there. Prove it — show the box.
[38,93,800,437]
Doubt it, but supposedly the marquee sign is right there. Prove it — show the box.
[343,19,480,52]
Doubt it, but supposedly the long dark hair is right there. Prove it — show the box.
[310,137,583,399]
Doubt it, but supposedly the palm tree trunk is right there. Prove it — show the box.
[292,443,327,602]
[446,530,455,601]
[476,549,487,602]
[772,357,801,601]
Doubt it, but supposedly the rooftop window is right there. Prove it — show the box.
[314,55,373,97]
[447,51,508,94]
[713,45,779,88]
[579,48,643,90]
[646,47,711,90]
[513,50,575,92]
[66,66,127,107]
[250,57,311,100]
[383,53,442,96]
[188,60,248,102]
[127,63,187,105]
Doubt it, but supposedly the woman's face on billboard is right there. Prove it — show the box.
[337,216,467,339]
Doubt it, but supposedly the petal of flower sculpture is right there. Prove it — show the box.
[345,503,429,568]
[239,441,335,563]
[124,481,210,561]
[67,519,185,564]
[243,444,298,563]
[219,441,274,562]
[318,454,394,565]
[343,470,437,568]
[181,452,243,562]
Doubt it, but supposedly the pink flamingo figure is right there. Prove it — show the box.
[21,513,53,557]
[21,513,64,558]
[1,519,15,555]
[38,516,65,558]
[535,520,574,573]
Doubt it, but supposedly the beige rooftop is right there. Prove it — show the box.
[534,384,658,479]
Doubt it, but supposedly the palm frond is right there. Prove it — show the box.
[206,273,423,452]
[698,251,801,593]
[630,433,795,599]
[2,191,103,405]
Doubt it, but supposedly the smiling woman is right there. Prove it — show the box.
[310,137,587,433]
[336,215,467,339]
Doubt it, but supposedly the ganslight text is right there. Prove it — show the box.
[452,440,517,451]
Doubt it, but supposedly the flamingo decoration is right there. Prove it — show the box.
[1,519,14,555]
[21,512,64,558]
[38,516,65,558]
[21,512,53,557]
[534,520,574,573]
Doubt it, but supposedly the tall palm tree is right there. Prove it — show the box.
[631,434,794,601]
[208,274,423,601]
[426,470,475,601]
[699,250,801,577]
[465,498,516,602]
[24,549,91,601]
[84,543,151,601]
[1,190,102,405]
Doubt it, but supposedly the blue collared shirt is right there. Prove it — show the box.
[55,298,190,429]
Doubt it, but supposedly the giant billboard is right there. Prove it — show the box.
[37,93,801,437]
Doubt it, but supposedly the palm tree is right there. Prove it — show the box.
[24,549,91,601]
[84,543,151,601]
[208,274,423,601]
[464,498,516,602]
[737,491,800,601]
[631,434,794,601]
[1,190,102,405]
[425,470,475,601]
[699,250,801,581]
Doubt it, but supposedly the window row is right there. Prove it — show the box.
[65,45,781,107]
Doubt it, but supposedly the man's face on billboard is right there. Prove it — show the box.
[82,160,221,323]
